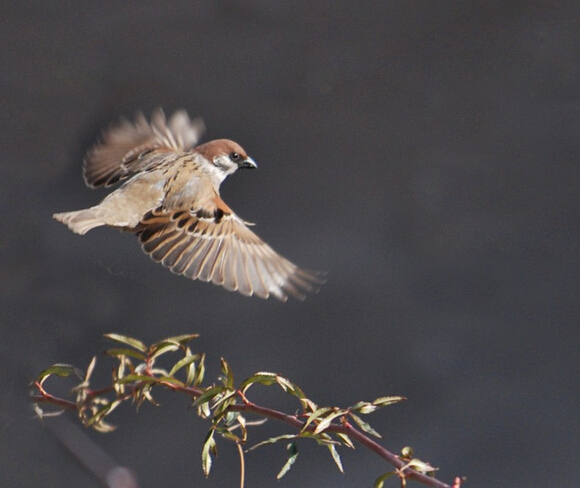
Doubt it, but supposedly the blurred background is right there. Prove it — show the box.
[1,1,579,487]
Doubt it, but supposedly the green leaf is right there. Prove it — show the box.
[115,374,158,385]
[336,432,355,449]
[197,400,211,419]
[314,410,346,434]
[105,348,147,361]
[91,419,117,433]
[85,356,97,382]
[305,431,340,446]
[150,342,179,359]
[373,396,406,407]
[349,413,382,438]
[300,397,319,413]
[163,333,199,345]
[276,441,298,479]
[247,434,297,452]
[287,382,307,399]
[327,444,344,473]
[186,358,197,386]
[374,472,396,488]
[168,354,200,378]
[359,404,378,414]
[141,386,159,406]
[240,372,278,392]
[104,334,147,352]
[220,358,234,388]
[403,458,438,474]
[201,429,217,477]
[191,386,227,408]
[350,396,406,414]
[301,407,333,432]
[224,410,240,426]
[86,399,121,428]
[157,376,185,387]
[352,401,377,414]
[74,357,98,391]
[194,354,205,386]
[149,367,170,376]
[275,376,295,393]
[36,364,83,386]
[212,389,237,417]
[214,425,243,443]
[350,401,370,411]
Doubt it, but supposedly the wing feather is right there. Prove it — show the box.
[197,236,222,282]
[137,207,322,300]
[220,236,239,291]
[84,109,205,188]
[245,241,278,298]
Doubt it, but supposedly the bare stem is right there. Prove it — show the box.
[236,442,245,488]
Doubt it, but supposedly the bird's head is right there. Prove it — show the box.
[195,139,257,184]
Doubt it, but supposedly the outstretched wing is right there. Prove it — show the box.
[137,203,323,301]
[83,109,205,188]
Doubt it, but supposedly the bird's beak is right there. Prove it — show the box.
[239,156,257,169]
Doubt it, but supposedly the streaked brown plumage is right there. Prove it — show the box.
[54,109,323,301]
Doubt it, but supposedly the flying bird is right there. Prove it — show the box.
[54,109,323,301]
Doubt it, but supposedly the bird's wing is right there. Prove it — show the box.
[137,196,323,301]
[83,109,205,188]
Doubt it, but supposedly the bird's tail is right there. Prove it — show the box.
[53,209,105,235]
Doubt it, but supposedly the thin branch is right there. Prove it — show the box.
[33,380,451,488]
[236,442,245,488]
[228,397,450,488]
[32,382,78,410]
[339,423,448,488]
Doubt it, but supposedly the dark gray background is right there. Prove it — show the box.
[1,1,578,487]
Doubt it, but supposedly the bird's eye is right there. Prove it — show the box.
[230,152,240,161]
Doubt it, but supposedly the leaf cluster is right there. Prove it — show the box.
[32,334,456,488]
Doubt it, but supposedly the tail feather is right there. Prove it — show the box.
[53,209,105,235]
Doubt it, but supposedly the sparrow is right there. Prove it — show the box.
[54,109,323,301]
